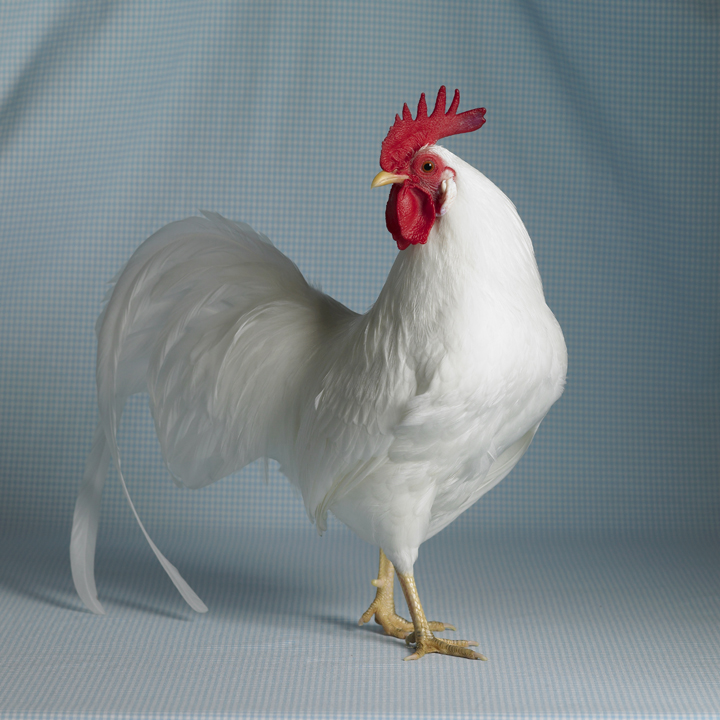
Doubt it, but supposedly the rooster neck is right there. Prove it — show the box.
[371,233,464,345]
[369,148,546,351]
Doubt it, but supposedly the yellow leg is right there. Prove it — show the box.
[359,549,454,639]
[397,572,487,661]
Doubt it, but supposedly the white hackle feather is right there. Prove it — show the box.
[71,146,566,611]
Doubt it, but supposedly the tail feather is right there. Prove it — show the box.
[112,452,208,614]
[72,421,208,615]
[70,424,207,615]
[70,424,110,615]
[74,212,349,613]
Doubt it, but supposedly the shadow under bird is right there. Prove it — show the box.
[71,87,567,661]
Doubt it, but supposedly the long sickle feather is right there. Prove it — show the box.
[111,448,208,613]
[71,422,208,614]
[70,424,110,615]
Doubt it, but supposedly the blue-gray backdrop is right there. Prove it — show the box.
[1,0,717,538]
[0,2,718,717]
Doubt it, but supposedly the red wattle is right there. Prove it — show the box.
[385,184,436,250]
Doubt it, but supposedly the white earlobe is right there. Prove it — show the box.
[437,176,457,217]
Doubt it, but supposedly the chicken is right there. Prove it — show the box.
[70,87,567,661]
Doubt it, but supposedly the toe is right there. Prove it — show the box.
[358,605,376,626]
[427,621,455,632]
[405,633,487,661]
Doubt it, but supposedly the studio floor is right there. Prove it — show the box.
[1,524,718,719]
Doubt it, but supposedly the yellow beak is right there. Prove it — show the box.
[371,171,408,189]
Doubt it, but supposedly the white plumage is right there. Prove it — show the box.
[71,89,566,660]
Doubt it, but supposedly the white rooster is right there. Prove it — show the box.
[71,87,567,661]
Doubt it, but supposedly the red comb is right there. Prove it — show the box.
[380,87,486,173]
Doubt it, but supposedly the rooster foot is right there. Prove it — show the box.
[359,549,453,639]
[404,632,486,661]
[398,572,487,662]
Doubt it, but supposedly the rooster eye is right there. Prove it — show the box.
[422,161,435,173]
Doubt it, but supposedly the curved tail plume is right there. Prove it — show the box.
[70,423,208,614]
[70,425,110,615]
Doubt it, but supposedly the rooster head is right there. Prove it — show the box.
[372,87,486,250]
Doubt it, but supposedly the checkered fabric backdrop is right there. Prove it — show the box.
[0,2,718,718]
[1,0,717,539]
